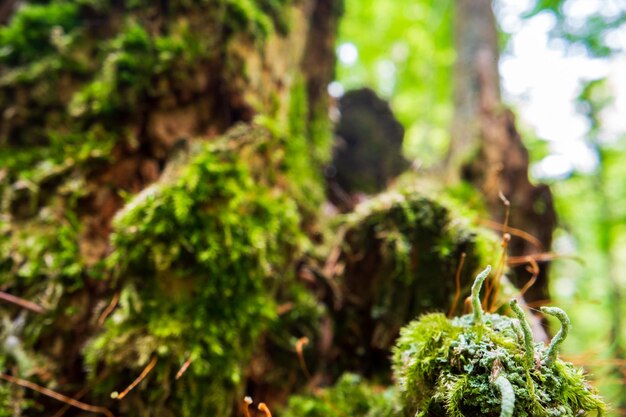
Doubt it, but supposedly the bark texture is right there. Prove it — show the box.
[450,0,557,304]
[0,1,341,415]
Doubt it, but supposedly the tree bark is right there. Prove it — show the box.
[0,1,341,415]
[449,0,557,307]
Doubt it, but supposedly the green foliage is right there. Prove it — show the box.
[337,0,454,165]
[282,374,401,417]
[523,0,626,58]
[548,76,626,407]
[392,270,606,417]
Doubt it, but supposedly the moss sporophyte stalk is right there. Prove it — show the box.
[392,265,606,417]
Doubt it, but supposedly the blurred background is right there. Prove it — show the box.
[1,0,625,415]
[334,0,626,410]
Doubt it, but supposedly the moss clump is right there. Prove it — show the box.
[80,129,303,416]
[281,373,401,417]
[392,266,606,417]
[331,189,498,376]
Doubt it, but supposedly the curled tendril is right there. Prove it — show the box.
[509,299,535,368]
[494,375,515,417]
[471,265,492,325]
[540,306,571,365]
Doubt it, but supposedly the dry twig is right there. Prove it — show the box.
[112,356,158,400]
[0,373,114,417]
[0,291,46,314]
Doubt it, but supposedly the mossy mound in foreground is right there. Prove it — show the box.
[279,266,606,417]
[392,266,606,417]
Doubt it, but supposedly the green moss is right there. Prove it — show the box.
[281,374,401,417]
[283,77,327,215]
[0,1,328,415]
[0,2,80,66]
[392,269,606,417]
[82,131,304,416]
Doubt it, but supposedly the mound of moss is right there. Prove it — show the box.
[331,189,498,376]
[393,266,606,417]
[77,126,313,416]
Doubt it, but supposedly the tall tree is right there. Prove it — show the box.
[449,0,557,306]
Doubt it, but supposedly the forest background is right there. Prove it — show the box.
[336,0,626,410]
[0,0,625,416]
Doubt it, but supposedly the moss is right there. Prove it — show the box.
[0,2,80,66]
[282,77,328,216]
[80,129,304,416]
[330,189,499,377]
[0,1,330,415]
[281,373,401,417]
[392,268,606,417]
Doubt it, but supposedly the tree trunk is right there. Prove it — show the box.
[0,1,341,415]
[449,0,557,308]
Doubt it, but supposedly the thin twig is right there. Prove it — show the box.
[489,233,511,312]
[485,192,511,312]
[447,253,466,318]
[112,356,158,400]
[175,357,193,380]
[97,292,120,327]
[0,373,115,417]
[476,218,543,249]
[519,257,540,300]
[276,302,294,315]
[0,291,46,314]
[492,256,541,313]
[498,191,511,236]
[295,337,311,379]
[462,296,472,315]
[51,371,110,417]
[507,252,581,266]
[51,385,91,417]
